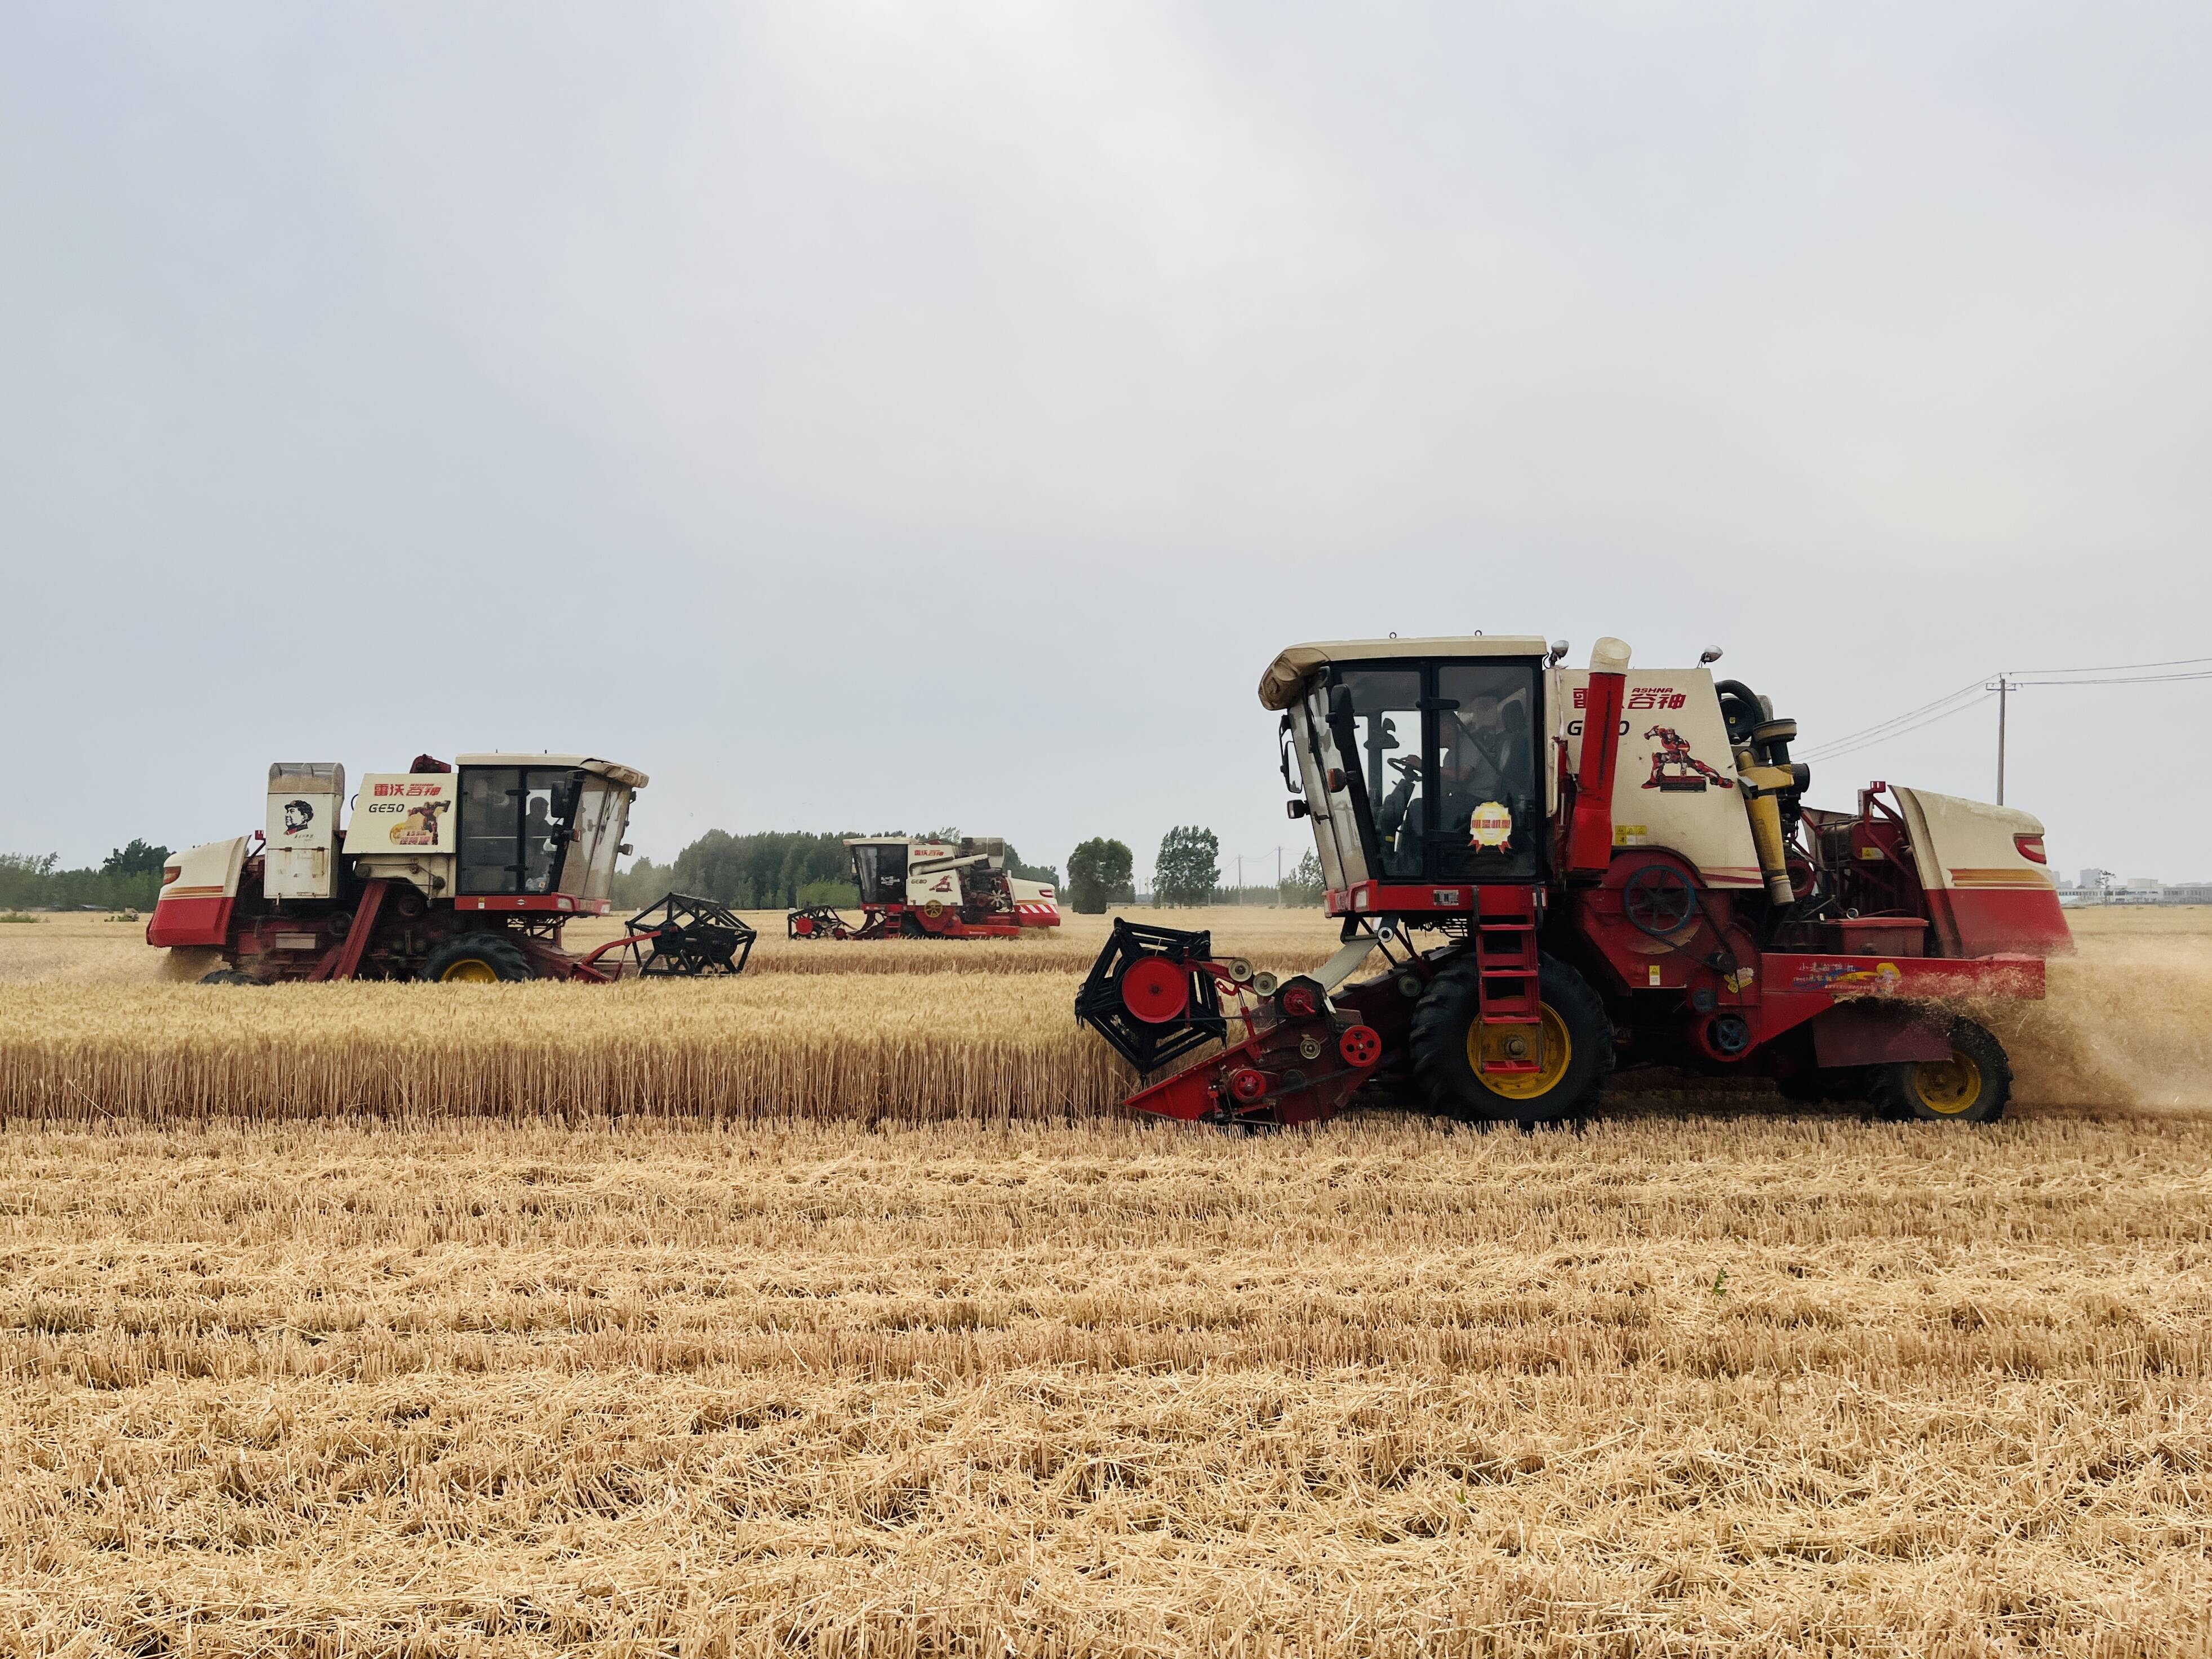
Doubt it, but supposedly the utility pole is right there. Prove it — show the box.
[1236,854,1243,906]
[1985,674,2015,804]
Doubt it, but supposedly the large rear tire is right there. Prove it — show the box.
[1409,953,1614,1126]
[1867,1017,2010,1124]
[420,933,536,984]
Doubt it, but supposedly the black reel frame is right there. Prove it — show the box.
[623,893,759,976]
[1073,918,1231,1074]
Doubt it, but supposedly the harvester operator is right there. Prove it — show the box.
[1376,697,1523,864]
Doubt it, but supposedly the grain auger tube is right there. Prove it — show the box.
[1074,635,2073,1129]
[148,753,756,983]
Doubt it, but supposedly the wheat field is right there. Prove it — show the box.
[2,907,2209,1654]
[2,907,2208,1120]
[0,907,1353,985]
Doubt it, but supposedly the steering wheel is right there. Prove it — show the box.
[1623,863,1699,938]
[1387,755,1422,777]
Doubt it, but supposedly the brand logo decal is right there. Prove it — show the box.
[1468,802,1513,850]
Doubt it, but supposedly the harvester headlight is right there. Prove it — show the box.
[160,866,180,887]
[2014,834,2047,864]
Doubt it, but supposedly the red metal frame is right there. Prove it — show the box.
[452,894,613,915]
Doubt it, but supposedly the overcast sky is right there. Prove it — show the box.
[6,2,2209,885]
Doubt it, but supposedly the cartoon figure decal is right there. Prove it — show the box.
[281,799,315,836]
[388,798,451,847]
[1642,726,1736,793]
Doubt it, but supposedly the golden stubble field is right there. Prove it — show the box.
[1,906,2209,1654]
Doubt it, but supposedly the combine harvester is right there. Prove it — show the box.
[149,755,754,982]
[788,836,1060,940]
[1075,636,2071,1128]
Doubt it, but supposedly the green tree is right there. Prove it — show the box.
[1065,838,1134,914]
[1003,844,1061,890]
[609,856,673,911]
[1278,848,1325,906]
[1153,826,1219,907]
[668,830,859,910]
[102,839,171,879]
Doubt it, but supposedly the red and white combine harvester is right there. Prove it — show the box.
[788,836,1061,941]
[148,755,754,982]
[1075,636,2072,1128]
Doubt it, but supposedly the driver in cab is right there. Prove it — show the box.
[1377,697,1522,856]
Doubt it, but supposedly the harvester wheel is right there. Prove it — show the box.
[1867,1017,2010,1124]
[1409,953,1613,1126]
[420,933,536,984]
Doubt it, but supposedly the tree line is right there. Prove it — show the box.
[612,831,1062,912]
[6,824,1323,919]
[615,827,1323,915]
[0,841,172,913]
[1057,829,1323,912]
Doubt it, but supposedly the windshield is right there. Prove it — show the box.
[1294,658,1543,891]
[459,767,582,895]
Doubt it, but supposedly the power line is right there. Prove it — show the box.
[2010,653,2212,676]
[2010,669,2212,687]
[1790,648,2212,803]
[1798,678,1990,762]
[1800,650,2212,765]
[1802,690,1995,765]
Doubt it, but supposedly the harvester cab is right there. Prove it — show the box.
[789,836,1062,940]
[150,753,755,983]
[1076,635,2072,1130]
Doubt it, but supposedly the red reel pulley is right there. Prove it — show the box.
[1119,956,1192,1024]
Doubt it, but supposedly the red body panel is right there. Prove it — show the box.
[146,895,233,948]
[452,894,612,916]
[1927,885,2075,959]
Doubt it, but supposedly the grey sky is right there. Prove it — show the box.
[5,3,2207,884]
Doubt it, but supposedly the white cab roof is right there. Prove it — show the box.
[454,755,650,788]
[1258,636,1552,710]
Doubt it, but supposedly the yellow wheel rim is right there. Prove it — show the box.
[439,958,501,983]
[1912,1050,1983,1115]
[1469,1003,1573,1100]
